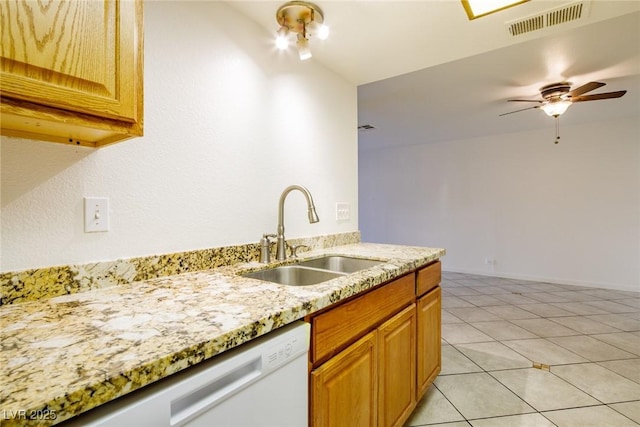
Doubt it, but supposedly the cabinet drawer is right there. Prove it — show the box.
[416,261,441,297]
[310,273,415,365]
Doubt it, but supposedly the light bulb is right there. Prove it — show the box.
[275,35,289,50]
[297,34,312,60]
[317,24,330,40]
[275,26,289,50]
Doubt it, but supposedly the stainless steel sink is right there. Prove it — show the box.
[295,255,383,274]
[241,265,345,286]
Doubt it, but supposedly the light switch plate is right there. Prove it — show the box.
[84,197,109,232]
[336,202,350,221]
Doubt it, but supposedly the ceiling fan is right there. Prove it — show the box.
[500,81,627,143]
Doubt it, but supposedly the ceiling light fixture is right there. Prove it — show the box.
[540,100,572,117]
[275,1,328,60]
[461,0,530,20]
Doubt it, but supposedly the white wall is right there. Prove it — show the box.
[0,1,358,272]
[359,117,640,291]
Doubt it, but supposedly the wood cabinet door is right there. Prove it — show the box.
[416,286,442,399]
[378,304,417,427]
[0,0,141,122]
[311,331,377,427]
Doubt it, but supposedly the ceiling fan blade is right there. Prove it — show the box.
[570,90,627,102]
[499,106,540,116]
[508,99,544,103]
[567,81,605,97]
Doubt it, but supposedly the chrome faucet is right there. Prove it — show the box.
[276,185,319,261]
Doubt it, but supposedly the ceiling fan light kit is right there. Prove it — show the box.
[500,81,627,144]
[275,1,329,60]
[541,100,572,117]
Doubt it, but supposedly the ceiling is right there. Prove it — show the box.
[228,1,640,149]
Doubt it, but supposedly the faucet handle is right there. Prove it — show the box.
[290,244,310,259]
[260,233,277,263]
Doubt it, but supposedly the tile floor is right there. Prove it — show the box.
[405,272,640,427]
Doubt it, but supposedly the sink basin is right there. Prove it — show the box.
[296,256,383,274]
[241,265,345,286]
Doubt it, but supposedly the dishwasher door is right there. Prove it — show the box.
[66,321,310,427]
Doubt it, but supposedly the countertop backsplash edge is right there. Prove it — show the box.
[0,231,361,306]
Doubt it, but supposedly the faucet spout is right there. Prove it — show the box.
[276,185,319,261]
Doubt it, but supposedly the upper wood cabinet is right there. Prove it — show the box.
[0,0,144,147]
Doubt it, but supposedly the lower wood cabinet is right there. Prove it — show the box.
[308,260,442,427]
[311,305,416,427]
[378,304,417,427]
[417,286,442,398]
[311,331,378,427]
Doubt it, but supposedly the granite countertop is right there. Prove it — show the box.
[0,242,444,425]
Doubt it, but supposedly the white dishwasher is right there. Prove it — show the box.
[65,321,310,427]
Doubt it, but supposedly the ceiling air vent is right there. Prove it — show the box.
[358,124,376,132]
[506,1,591,37]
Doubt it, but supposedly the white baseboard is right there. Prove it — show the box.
[442,268,639,293]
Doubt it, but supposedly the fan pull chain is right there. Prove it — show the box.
[554,115,560,144]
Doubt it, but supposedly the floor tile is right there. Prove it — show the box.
[446,307,501,322]
[549,316,621,334]
[474,286,510,295]
[422,421,472,427]
[587,314,640,332]
[549,291,600,302]
[469,413,555,427]
[434,373,534,419]
[502,338,588,365]
[583,299,638,314]
[548,335,636,361]
[490,368,599,411]
[516,303,575,318]
[442,296,475,309]
[609,401,640,424]
[522,292,572,303]
[446,287,484,297]
[580,288,632,300]
[440,344,483,375]
[458,295,505,307]
[551,302,610,316]
[441,323,494,344]
[625,311,640,321]
[469,321,537,341]
[552,363,640,403]
[590,332,640,355]
[598,358,640,383]
[404,384,464,426]
[494,293,540,305]
[510,318,580,337]
[452,279,488,286]
[455,342,532,371]
[541,405,640,427]
[442,310,465,324]
[483,305,539,320]
[619,298,640,309]
[523,283,567,292]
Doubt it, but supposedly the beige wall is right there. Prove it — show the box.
[359,117,639,290]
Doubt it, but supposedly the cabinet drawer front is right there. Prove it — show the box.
[416,261,441,296]
[311,273,415,365]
